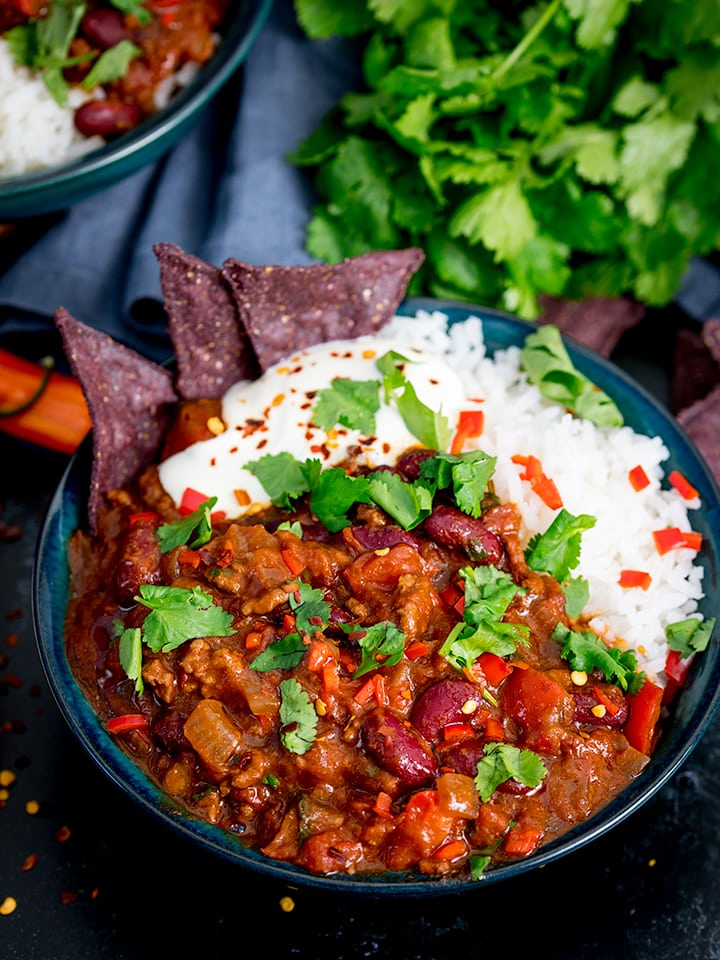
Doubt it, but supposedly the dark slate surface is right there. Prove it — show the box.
[2,320,720,960]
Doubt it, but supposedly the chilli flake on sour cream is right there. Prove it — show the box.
[158,335,481,520]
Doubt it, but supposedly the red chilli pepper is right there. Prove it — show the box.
[653,527,702,555]
[511,454,563,510]
[128,511,158,527]
[179,487,210,516]
[618,569,652,590]
[450,409,484,455]
[623,679,663,755]
[668,470,700,501]
[628,465,650,491]
[281,548,305,577]
[405,640,430,661]
[477,651,514,686]
[107,714,149,735]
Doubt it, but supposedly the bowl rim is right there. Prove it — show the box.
[32,298,720,896]
[0,0,274,204]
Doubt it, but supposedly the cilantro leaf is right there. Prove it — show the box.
[367,471,434,530]
[279,678,318,755]
[525,508,596,581]
[440,565,528,670]
[346,621,406,678]
[250,633,306,672]
[552,622,643,692]
[311,377,380,435]
[440,618,528,670]
[82,39,141,90]
[289,582,331,634]
[306,465,373,532]
[562,575,590,620]
[421,450,496,519]
[110,0,152,23]
[666,617,716,659]
[461,565,525,626]
[135,584,235,653]
[474,742,547,803]
[118,627,144,695]
[377,350,452,449]
[157,497,217,553]
[245,452,311,509]
[520,325,624,427]
[469,854,492,880]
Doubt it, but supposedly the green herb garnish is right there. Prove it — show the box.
[250,633,307,672]
[474,742,547,803]
[440,565,527,670]
[134,584,235,653]
[345,621,406,678]
[520,325,624,427]
[279,679,318,755]
[525,508,596,581]
[552,622,644,693]
[82,39,141,90]
[157,497,218,553]
[666,616,716,659]
[312,377,380,435]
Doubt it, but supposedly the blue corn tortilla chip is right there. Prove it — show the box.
[154,242,259,399]
[677,385,720,482]
[55,308,178,532]
[538,294,645,358]
[221,248,425,371]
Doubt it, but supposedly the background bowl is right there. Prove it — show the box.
[32,299,720,896]
[0,0,273,221]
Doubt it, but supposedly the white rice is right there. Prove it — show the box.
[379,310,706,684]
[0,38,103,178]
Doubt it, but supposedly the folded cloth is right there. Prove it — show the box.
[0,0,360,363]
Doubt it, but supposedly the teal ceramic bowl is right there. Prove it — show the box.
[32,300,720,895]
[0,0,273,221]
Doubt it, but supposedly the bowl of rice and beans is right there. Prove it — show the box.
[0,0,272,219]
[33,246,720,892]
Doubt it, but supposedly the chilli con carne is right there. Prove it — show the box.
[65,428,654,879]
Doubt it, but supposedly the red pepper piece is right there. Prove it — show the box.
[623,679,663,755]
[628,465,650,491]
[107,714,149,735]
[618,569,652,590]
[668,469,699,501]
[477,651,514,686]
[179,487,210,516]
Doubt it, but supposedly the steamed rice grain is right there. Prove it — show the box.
[379,311,706,683]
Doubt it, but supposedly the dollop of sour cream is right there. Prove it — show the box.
[158,336,476,519]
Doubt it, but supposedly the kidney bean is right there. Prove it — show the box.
[573,685,629,727]
[423,504,503,565]
[438,735,486,777]
[410,678,483,742]
[151,708,188,755]
[81,8,130,48]
[349,525,419,552]
[395,448,437,481]
[116,522,162,604]
[75,99,142,139]
[362,709,438,789]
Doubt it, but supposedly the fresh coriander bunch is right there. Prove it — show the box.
[290,0,720,318]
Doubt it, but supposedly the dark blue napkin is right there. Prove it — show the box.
[0,0,360,363]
